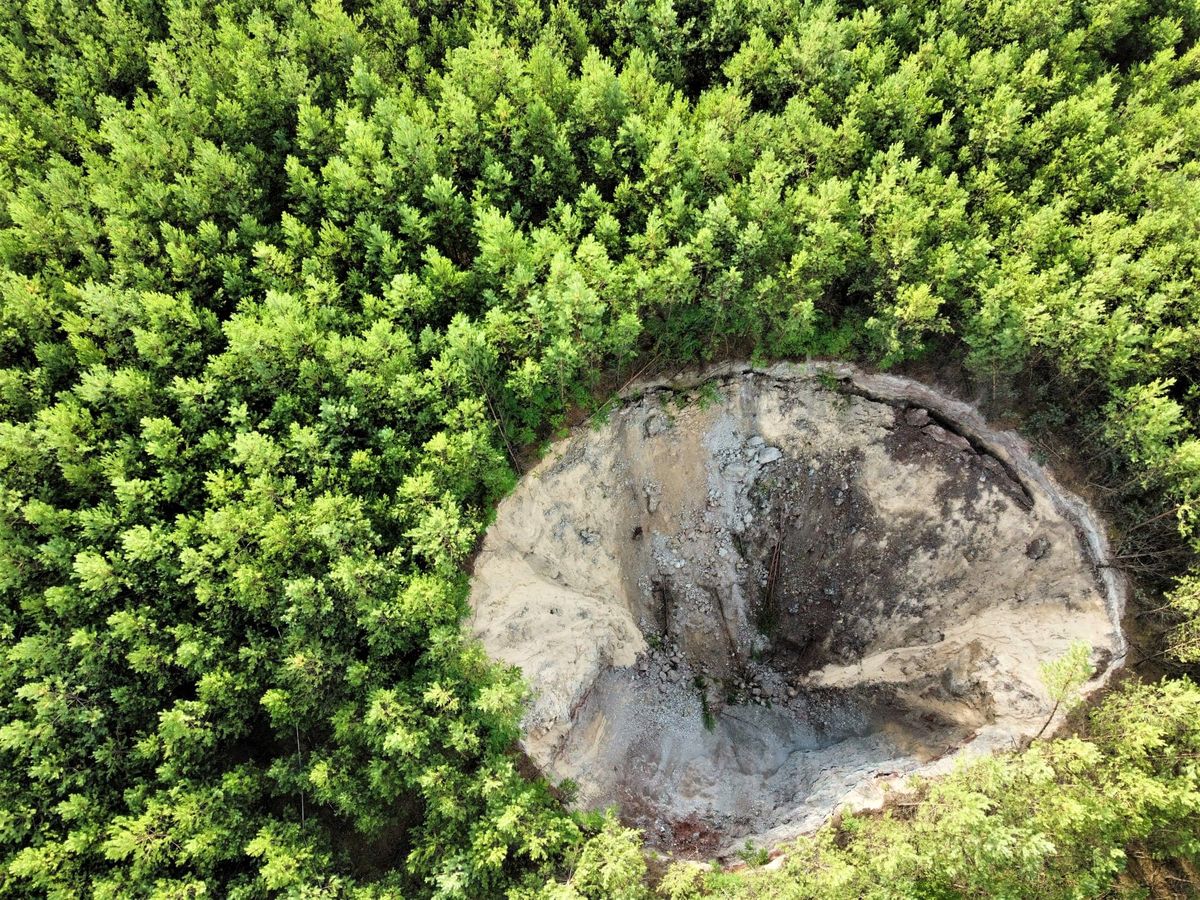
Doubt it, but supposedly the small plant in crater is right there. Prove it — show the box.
[696,382,722,410]
[671,391,694,410]
[817,371,841,392]
[587,399,616,429]
[694,675,716,731]
[736,840,770,867]
[1035,641,1095,739]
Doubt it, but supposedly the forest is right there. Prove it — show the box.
[0,0,1197,896]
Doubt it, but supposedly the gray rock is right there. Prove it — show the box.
[644,414,668,437]
[1025,537,1051,560]
[923,423,972,453]
[941,666,972,698]
[905,407,931,427]
[981,456,1007,477]
[758,446,783,465]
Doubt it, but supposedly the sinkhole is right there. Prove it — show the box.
[469,363,1126,857]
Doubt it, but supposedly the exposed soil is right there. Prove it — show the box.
[468,363,1126,858]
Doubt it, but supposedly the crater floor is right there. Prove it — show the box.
[469,363,1125,857]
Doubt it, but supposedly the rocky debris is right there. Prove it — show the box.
[469,365,1123,860]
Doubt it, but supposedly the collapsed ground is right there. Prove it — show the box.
[470,363,1126,857]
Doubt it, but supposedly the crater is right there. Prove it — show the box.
[469,363,1126,857]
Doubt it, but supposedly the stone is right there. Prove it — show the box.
[1025,537,1051,560]
[905,407,931,427]
[981,456,1007,477]
[758,446,783,464]
[941,665,972,698]
[644,414,668,437]
[923,423,973,453]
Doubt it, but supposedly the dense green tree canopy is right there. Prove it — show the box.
[0,0,1197,897]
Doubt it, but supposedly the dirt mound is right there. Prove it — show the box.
[469,363,1126,857]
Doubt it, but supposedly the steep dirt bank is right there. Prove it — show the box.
[469,363,1127,857]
